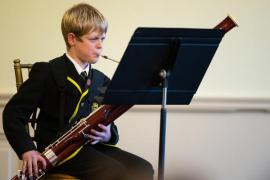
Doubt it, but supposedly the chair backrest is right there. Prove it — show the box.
[13,59,33,90]
[13,59,36,136]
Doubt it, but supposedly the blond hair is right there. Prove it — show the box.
[61,3,108,49]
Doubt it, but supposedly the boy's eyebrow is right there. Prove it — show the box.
[90,34,106,38]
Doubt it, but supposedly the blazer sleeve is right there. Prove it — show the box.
[2,62,49,159]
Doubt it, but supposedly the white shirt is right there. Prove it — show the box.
[66,53,90,76]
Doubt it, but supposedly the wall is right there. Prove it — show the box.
[116,99,270,180]
[0,0,270,97]
[0,95,19,180]
[1,96,270,180]
[1,0,270,180]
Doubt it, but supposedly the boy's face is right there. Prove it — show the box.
[68,30,106,64]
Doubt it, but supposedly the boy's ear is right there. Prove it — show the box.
[67,33,76,47]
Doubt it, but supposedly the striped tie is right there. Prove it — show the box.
[80,71,88,80]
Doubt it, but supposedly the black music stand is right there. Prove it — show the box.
[103,27,225,180]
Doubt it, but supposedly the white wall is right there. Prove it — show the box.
[122,100,270,180]
[0,95,20,179]
[1,0,270,180]
[0,0,270,98]
[1,96,270,180]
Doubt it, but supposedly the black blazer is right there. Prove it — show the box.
[3,54,119,158]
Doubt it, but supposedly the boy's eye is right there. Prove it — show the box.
[88,37,105,42]
[89,38,98,41]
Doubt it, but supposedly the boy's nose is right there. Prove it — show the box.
[96,40,103,49]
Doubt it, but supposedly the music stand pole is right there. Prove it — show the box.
[158,69,169,180]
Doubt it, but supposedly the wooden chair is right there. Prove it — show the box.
[13,59,78,180]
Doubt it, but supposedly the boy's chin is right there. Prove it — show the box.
[88,58,99,64]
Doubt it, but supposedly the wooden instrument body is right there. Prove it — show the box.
[12,105,132,180]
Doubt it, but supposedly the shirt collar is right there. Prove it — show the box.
[66,53,90,76]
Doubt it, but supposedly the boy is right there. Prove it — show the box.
[3,3,153,180]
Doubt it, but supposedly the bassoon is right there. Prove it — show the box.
[11,15,238,180]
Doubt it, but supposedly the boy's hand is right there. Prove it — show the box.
[21,150,46,178]
[89,124,111,145]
